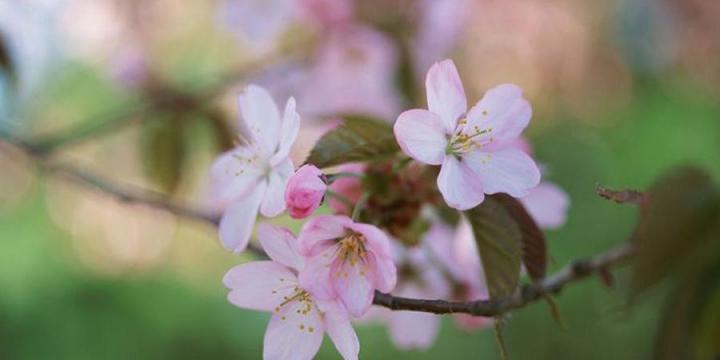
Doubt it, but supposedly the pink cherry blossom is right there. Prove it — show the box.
[285,164,327,219]
[297,215,397,317]
[327,163,364,215]
[224,224,359,360]
[521,182,570,229]
[394,59,541,210]
[297,25,403,121]
[210,85,300,252]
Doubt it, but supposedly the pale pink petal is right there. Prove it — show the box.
[425,59,467,132]
[298,215,352,257]
[219,183,266,252]
[238,85,282,154]
[263,299,324,360]
[465,84,531,148]
[333,261,374,317]
[298,249,336,301]
[463,148,541,198]
[424,221,466,281]
[393,109,449,165]
[520,182,570,229]
[223,261,298,312]
[453,217,485,288]
[347,222,391,259]
[260,158,294,217]
[388,285,440,349]
[437,156,485,210]
[257,223,304,271]
[209,148,263,204]
[367,252,397,294]
[270,96,300,165]
[322,301,360,360]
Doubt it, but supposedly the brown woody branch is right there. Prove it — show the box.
[373,243,634,316]
[0,133,634,317]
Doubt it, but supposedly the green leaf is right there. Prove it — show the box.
[654,263,720,360]
[305,115,400,168]
[631,166,720,297]
[140,116,187,194]
[494,194,548,281]
[465,196,524,299]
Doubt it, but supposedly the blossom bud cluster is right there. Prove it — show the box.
[209,59,569,359]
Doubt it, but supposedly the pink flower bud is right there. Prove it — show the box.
[285,165,327,219]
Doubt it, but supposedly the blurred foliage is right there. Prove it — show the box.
[629,166,720,297]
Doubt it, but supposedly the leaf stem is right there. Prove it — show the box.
[325,190,353,210]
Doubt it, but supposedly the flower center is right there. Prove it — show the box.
[446,118,494,156]
[336,232,368,267]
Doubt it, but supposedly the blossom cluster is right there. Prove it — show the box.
[210,59,569,359]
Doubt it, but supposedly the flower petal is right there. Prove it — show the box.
[263,299,325,360]
[223,261,298,312]
[332,261,374,317]
[465,84,531,148]
[298,249,336,301]
[437,156,485,210]
[425,59,467,132]
[423,221,466,282]
[298,215,352,257]
[238,85,282,154]
[258,223,304,271]
[260,158,294,217]
[270,96,300,165]
[463,148,541,198]
[219,183,267,252]
[323,302,360,360]
[367,252,397,294]
[393,109,449,165]
[520,182,570,229]
[209,148,263,205]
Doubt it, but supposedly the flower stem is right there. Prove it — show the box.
[352,193,370,221]
[326,172,364,184]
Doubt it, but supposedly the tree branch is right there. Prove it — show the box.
[31,47,309,154]
[0,133,635,317]
[373,243,634,316]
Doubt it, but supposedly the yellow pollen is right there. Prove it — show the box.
[334,232,368,273]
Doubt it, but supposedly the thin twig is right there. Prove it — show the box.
[0,133,635,317]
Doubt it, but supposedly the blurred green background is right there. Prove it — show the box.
[2,0,720,359]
